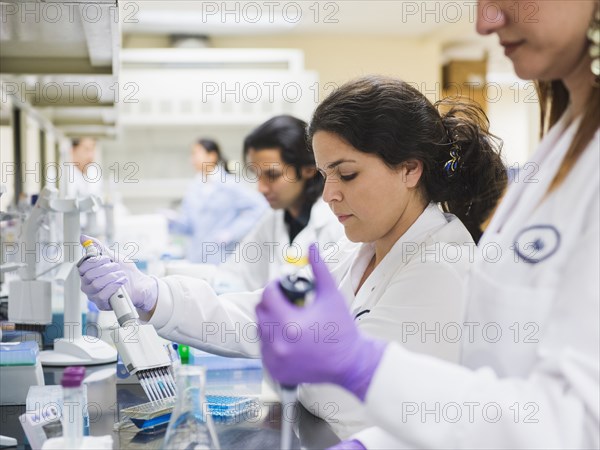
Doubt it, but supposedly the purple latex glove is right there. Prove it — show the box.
[327,439,367,450]
[256,243,387,401]
[78,235,158,312]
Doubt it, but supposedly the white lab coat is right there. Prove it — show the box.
[147,204,474,435]
[213,198,344,292]
[353,115,600,449]
[298,204,473,438]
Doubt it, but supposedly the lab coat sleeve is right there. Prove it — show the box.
[148,275,262,358]
[363,218,600,449]
[216,212,275,292]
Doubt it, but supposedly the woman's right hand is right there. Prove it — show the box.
[78,235,158,312]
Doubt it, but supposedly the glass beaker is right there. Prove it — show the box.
[162,365,220,450]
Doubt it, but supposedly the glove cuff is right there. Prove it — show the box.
[338,336,387,402]
[138,275,159,312]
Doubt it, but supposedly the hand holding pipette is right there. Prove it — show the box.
[77,237,176,403]
[77,234,158,312]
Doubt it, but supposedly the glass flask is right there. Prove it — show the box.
[162,365,220,450]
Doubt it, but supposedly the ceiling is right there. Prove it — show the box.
[0,0,516,139]
[122,1,476,37]
[0,0,119,138]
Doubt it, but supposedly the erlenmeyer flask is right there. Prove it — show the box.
[162,365,220,450]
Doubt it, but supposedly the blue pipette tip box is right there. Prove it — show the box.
[1,342,44,405]
[0,341,39,366]
[123,395,260,430]
[130,415,171,430]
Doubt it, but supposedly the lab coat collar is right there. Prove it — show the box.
[349,203,450,296]
[393,203,449,249]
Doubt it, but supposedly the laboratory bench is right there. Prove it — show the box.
[0,363,341,450]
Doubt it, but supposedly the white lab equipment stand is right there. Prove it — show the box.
[40,194,117,366]
[0,435,18,447]
[1,187,34,446]
[7,188,54,326]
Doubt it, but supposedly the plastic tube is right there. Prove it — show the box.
[61,366,86,449]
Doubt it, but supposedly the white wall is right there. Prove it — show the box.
[487,81,540,167]
[105,31,541,214]
[103,34,444,213]
[102,124,254,213]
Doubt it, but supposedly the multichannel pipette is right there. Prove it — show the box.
[78,240,177,402]
[278,256,314,450]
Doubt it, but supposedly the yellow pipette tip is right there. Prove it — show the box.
[283,255,309,267]
[82,239,94,248]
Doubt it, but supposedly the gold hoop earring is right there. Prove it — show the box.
[588,7,600,86]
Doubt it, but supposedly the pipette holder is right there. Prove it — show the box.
[7,188,56,325]
[9,188,119,365]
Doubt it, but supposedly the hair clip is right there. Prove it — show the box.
[444,145,461,175]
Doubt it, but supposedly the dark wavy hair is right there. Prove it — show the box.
[243,115,323,207]
[307,76,507,243]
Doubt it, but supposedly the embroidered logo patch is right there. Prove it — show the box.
[513,225,561,264]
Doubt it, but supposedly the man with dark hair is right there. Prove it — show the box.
[215,115,344,292]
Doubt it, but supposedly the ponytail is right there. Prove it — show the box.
[430,100,507,243]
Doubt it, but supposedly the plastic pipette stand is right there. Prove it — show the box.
[37,192,117,366]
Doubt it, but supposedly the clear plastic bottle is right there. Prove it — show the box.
[162,365,220,450]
